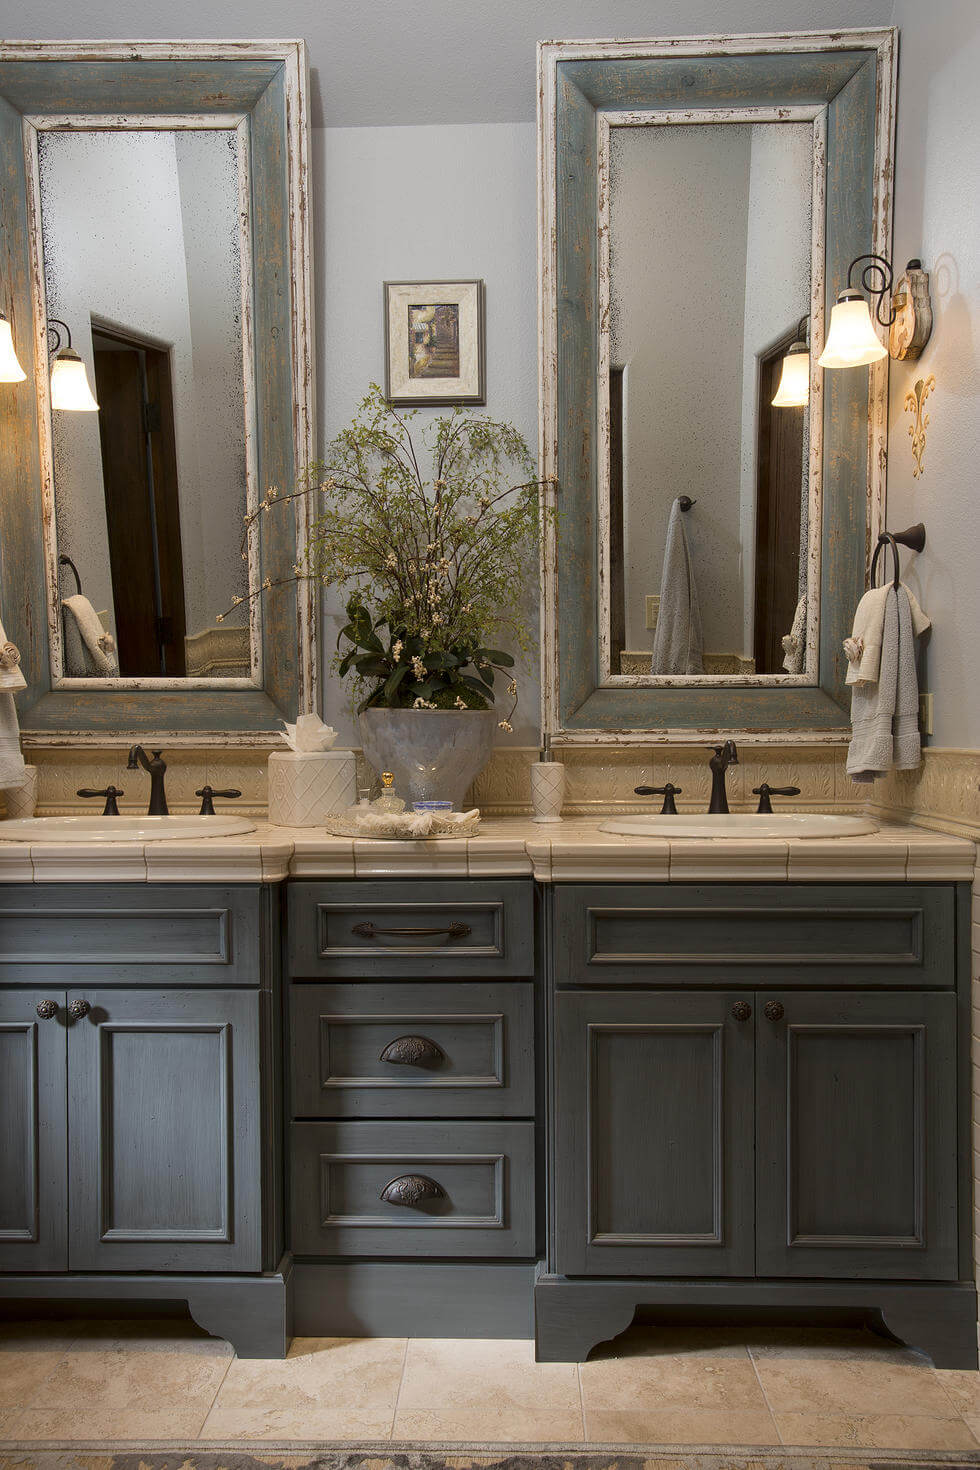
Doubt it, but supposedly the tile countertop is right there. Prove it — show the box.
[0,816,973,884]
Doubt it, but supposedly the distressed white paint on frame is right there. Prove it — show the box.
[24,111,261,692]
[594,104,825,690]
[3,37,318,733]
[537,29,897,746]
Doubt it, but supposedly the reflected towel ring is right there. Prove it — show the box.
[869,523,926,591]
[677,496,696,512]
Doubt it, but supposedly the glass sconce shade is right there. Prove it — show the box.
[0,313,26,382]
[817,293,888,368]
[50,348,99,411]
[772,345,810,407]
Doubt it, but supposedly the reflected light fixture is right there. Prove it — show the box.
[817,253,894,369]
[48,318,99,411]
[0,311,27,382]
[771,315,810,408]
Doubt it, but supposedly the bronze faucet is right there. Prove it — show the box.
[707,741,739,814]
[127,746,168,815]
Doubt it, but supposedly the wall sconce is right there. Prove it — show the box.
[818,254,933,370]
[771,315,810,408]
[48,319,99,411]
[0,311,27,382]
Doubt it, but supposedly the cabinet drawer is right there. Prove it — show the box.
[291,982,534,1118]
[290,1119,535,1257]
[0,885,265,986]
[288,880,534,978]
[554,884,955,987]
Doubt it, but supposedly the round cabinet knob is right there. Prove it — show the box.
[35,999,58,1020]
[764,1000,785,1022]
[67,998,91,1020]
[730,1001,752,1022]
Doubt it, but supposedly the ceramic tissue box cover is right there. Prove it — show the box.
[268,750,356,827]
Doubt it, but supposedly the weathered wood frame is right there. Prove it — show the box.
[0,41,316,741]
[538,30,897,744]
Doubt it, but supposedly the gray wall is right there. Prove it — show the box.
[884,0,980,747]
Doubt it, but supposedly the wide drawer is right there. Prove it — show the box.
[553,883,956,987]
[287,880,534,978]
[0,884,265,986]
[290,1119,535,1257]
[291,982,534,1118]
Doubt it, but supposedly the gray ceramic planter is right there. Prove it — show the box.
[358,708,497,809]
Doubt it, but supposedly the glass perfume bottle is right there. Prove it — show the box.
[373,771,405,815]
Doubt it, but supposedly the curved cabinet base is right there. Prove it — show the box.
[533,1274,979,1369]
[0,1255,293,1359]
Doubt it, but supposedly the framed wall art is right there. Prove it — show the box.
[383,279,486,405]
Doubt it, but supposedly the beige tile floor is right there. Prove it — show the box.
[1,1317,980,1452]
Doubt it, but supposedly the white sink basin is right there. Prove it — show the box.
[600,813,878,839]
[0,815,257,843]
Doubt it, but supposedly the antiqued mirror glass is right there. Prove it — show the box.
[35,122,257,685]
[603,118,817,683]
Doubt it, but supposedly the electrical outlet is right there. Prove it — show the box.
[919,692,933,737]
[645,594,660,632]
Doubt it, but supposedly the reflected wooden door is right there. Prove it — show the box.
[754,329,805,675]
[93,330,186,677]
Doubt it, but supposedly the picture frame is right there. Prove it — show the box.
[383,279,486,405]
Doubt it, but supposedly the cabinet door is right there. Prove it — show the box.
[67,989,262,1272]
[554,991,755,1276]
[756,991,958,1280]
[0,990,68,1271]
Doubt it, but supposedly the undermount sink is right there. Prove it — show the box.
[0,815,257,843]
[599,813,878,839]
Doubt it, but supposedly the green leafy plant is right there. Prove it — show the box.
[223,385,554,725]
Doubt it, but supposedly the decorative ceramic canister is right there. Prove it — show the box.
[267,748,356,827]
[530,760,566,823]
[4,764,37,821]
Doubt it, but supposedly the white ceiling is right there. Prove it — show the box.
[8,0,895,125]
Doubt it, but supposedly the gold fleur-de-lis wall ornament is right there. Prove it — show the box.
[904,374,936,478]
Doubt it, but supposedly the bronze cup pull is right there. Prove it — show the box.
[730,1001,752,1022]
[35,999,59,1020]
[379,1034,446,1067]
[380,1174,445,1207]
[764,1000,785,1022]
[67,998,91,1020]
[351,921,471,940]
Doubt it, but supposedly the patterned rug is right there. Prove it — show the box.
[2,1449,980,1470]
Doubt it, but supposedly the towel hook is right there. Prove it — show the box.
[677,496,696,512]
[870,522,926,591]
[58,554,82,597]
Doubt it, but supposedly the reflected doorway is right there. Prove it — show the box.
[92,325,186,677]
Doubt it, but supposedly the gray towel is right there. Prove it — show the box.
[650,498,703,675]
[847,585,922,784]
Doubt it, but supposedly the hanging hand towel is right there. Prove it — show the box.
[62,594,119,676]
[0,610,26,790]
[844,582,930,686]
[650,498,703,675]
[846,585,923,783]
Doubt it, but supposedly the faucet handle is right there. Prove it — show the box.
[77,786,124,816]
[752,783,801,815]
[634,783,682,815]
[196,786,242,816]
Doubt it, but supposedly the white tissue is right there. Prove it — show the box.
[280,714,339,752]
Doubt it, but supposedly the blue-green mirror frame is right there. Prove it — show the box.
[538,30,896,742]
[0,41,316,740]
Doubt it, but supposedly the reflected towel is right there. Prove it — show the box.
[0,610,25,790]
[650,498,703,675]
[781,596,807,673]
[63,594,118,677]
[847,585,923,783]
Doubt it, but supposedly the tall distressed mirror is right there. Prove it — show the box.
[539,30,896,740]
[0,41,316,737]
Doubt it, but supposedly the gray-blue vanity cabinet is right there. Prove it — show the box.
[67,988,263,1272]
[553,989,756,1278]
[0,989,68,1271]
